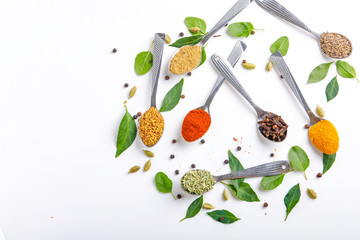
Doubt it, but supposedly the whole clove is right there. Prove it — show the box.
[258,114,288,142]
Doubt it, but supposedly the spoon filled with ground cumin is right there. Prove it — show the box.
[270,51,339,154]
[169,0,253,75]
[138,33,166,147]
[181,41,246,142]
[255,0,352,59]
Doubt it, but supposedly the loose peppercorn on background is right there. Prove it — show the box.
[0,0,360,239]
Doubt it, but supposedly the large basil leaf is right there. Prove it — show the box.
[207,210,241,224]
[326,76,339,102]
[323,153,336,174]
[228,22,255,38]
[284,183,301,221]
[155,172,175,199]
[288,146,310,180]
[159,78,184,112]
[336,60,358,82]
[180,195,203,222]
[270,36,289,56]
[228,150,244,192]
[184,17,206,36]
[261,174,285,190]
[134,51,153,75]
[169,35,203,48]
[115,106,137,158]
[307,62,333,84]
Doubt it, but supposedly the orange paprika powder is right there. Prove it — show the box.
[181,108,211,142]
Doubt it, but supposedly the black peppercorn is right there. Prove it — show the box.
[179,32,184,37]
[224,159,229,164]
[191,164,196,168]
[251,30,255,35]
[175,170,179,175]
[124,83,129,88]
[219,217,224,221]
[200,139,205,144]
[170,154,175,159]
[187,72,192,76]
[172,139,177,143]
[112,48,117,53]
[264,202,269,208]
[237,146,242,151]
[305,124,310,129]
[317,173,322,178]
[270,153,275,157]
[137,112,142,116]
[165,76,170,80]
[177,194,182,199]
[133,115,138,119]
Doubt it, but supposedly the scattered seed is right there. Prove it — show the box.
[270,153,275,157]
[143,150,154,158]
[128,165,140,173]
[251,30,255,35]
[165,75,170,80]
[170,154,175,159]
[266,61,273,72]
[224,159,229,164]
[242,60,246,64]
[112,48,117,53]
[124,83,129,88]
[187,72,192,76]
[175,170,180,175]
[200,139,205,144]
[317,173,323,178]
[137,112,142,117]
[189,27,200,34]
[129,86,137,99]
[316,105,325,118]
[203,203,215,209]
[172,139,177,143]
[237,146,242,151]
[179,32,184,37]
[263,202,269,208]
[213,35,221,38]
[181,94,185,99]
[133,115,138,120]
[143,159,151,172]
[224,23,228,27]
[223,188,229,200]
[304,124,310,129]
[219,216,224,221]
[242,62,256,70]
[280,75,284,79]
[177,194,182,199]
[307,188,317,199]
[165,34,172,44]
[191,164,196,168]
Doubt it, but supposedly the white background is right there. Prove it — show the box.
[1,0,360,239]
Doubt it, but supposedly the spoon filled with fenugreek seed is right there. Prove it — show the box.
[181,161,290,194]
[139,33,165,147]
[255,0,352,59]
[211,53,288,142]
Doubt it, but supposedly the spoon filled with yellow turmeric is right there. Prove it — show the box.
[168,0,253,75]
[270,51,339,154]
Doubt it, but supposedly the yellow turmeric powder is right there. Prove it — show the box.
[308,120,339,154]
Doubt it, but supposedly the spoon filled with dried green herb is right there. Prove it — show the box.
[139,33,165,147]
[181,161,290,195]
[255,0,352,59]
[181,41,246,142]
[168,0,253,75]
[211,53,288,142]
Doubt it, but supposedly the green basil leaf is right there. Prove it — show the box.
[184,17,206,36]
[284,183,301,221]
[197,46,207,67]
[228,150,245,192]
[336,60,359,82]
[307,62,334,84]
[228,22,255,38]
[323,153,336,174]
[169,35,204,48]
[289,146,310,180]
[207,210,241,224]
[235,182,260,202]
[134,51,153,75]
[261,174,285,190]
[155,172,175,199]
[159,78,184,112]
[180,195,203,222]
[270,36,289,56]
[326,76,339,102]
[115,106,137,158]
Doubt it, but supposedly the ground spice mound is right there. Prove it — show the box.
[319,32,352,59]
[181,169,216,195]
[181,108,211,142]
[169,45,202,74]
[308,119,339,154]
[139,107,164,146]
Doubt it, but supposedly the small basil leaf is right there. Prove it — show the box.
[284,183,301,221]
[307,62,334,84]
[270,36,289,56]
[228,22,255,38]
[336,60,359,82]
[134,51,153,75]
[289,146,310,180]
[235,182,260,202]
[323,153,336,174]
[169,35,203,48]
[261,174,285,190]
[228,150,245,192]
[184,17,206,36]
[197,46,207,67]
[207,210,241,224]
[155,172,175,199]
[180,195,203,222]
[115,106,137,158]
[326,76,339,102]
[159,78,184,112]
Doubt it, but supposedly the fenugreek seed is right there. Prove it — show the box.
[189,27,200,34]
[223,189,229,200]
[266,61,273,72]
[203,203,215,209]
[307,188,317,199]
[316,105,325,118]
[165,34,172,44]
[143,160,151,172]
[128,165,140,173]
[143,150,154,158]
[129,86,137,99]
[242,62,256,70]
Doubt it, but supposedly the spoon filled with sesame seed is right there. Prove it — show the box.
[139,33,165,147]
[255,0,352,59]
[181,161,290,195]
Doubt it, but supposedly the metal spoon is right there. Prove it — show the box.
[211,53,288,142]
[270,51,321,127]
[181,161,290,194]
[168,0,253,75]
[139,33,165,147]
[255,0,352,59]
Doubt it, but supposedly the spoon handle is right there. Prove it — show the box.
[215,161,290,182]
[200,0,253,45]
[270,51,320,125]
[150,33,165,108]
[210,53,264,116]
[203,41,247,110]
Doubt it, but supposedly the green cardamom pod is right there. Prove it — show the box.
[143,150,154,158]
[165,34,172,44]
[223,188,229,200]
[129,86,137,99]
[144,159,151,172]
[128,165,140,173]
[266,61,273,72]
[316,105,325,118]
[189,27,200,34]
[203,203,215,209]
[307,188,317,199]
[242,62,256,70]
